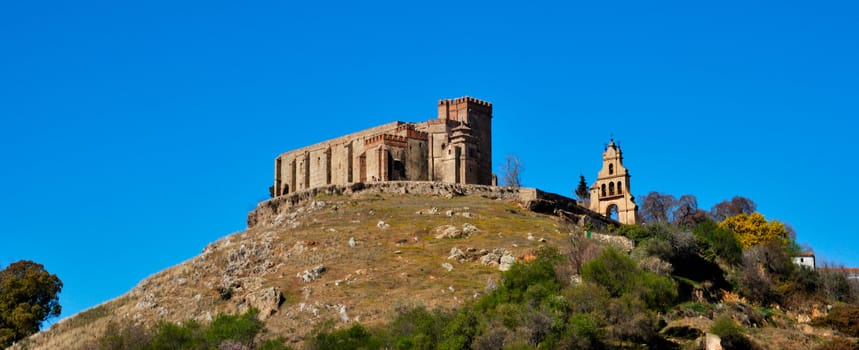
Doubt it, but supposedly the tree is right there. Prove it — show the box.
[0,260,63,347]
[719,212,788,248]
[639,192,676,223]
[499,155,522,188]
[575,175,590,203]
[672,194,710,227]
[710,196,756,222]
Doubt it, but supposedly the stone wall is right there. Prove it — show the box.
[270,97,494,198]
[248,181,618,229]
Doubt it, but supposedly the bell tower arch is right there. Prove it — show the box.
[589,139,638,224]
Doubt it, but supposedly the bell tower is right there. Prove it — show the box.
[589,139,638,224]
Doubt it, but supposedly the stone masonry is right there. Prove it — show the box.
[589,139,638,224]
[269,97,493,197]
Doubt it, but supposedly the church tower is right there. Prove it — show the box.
[589,139,638,224]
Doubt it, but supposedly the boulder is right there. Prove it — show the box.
[448,247,465,260]
[247,287,284,320]
[499,254,516,271]
[298,265,326,282]
[462,223,480,235]
[435,225,462,239]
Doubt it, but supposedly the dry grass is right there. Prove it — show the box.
[15,192,571,349]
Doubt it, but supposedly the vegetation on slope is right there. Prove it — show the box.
[15,190,859,349]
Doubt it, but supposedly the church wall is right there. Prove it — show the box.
[308,147,330,188]
[330,143,352,185]
[406,138,428,181]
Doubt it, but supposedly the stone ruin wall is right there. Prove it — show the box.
[248,181,619,230]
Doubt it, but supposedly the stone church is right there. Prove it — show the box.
[269,96,494,197]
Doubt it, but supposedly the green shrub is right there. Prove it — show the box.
[619,224,651,244]
[307,323,381,350]
[562,313,604,349]
[562,282,611,315]
[581,248,638,297]
[205,307,263,347]
[386,306,452,350]
[148,320,203,350]
[582,248,677,311]
[710,315,744,338]
[91,308,268,350]
[438,309,480,350]
[259,338,294,350]
[694,221,742,266]
[477,246,561,310]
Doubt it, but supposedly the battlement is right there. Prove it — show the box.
[364,134,409,148]
[395,124,429,140]
[439,96,493,108]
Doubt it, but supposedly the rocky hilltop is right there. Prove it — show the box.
[18,183,599,349]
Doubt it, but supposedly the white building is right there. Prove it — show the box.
[793,252,816,269]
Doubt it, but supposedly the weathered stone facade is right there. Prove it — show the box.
[270,97,493,197]
[589,139,638,224]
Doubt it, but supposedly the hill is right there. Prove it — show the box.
[16,183,596,349]
[12,182,858,349]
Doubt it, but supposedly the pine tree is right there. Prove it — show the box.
[575,175,590,201]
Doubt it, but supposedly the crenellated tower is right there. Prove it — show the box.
[589,139,638,224]
[428,97,493,185]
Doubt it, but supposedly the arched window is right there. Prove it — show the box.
[606,204,619,221]
[617,181,623,194]
[601,184,606,197]
[609,182,615,195]
[609,163,614,175]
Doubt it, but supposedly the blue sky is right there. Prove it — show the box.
[1,1,857,323]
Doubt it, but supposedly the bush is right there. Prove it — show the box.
[820,268,858,303]
[582,248,638,297]
[582,248,677,311]
[386,306,452,349]
[694,220,742,266]
[816,304,859,337]
[259,338,294,350]
[205,308,263,347]
[720,333,758,350]
[96,321,151,350]
[815,337,859,350]
[710,315,744,338]
[148,320,203,350]
[562,283,611,315]
[478,246,561,310]
[307,323,381,350]
[561,313,604,349]
[89,308,271,350]
[604,295,660,344]
[619,224,652,244]
[438,309,480,350]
